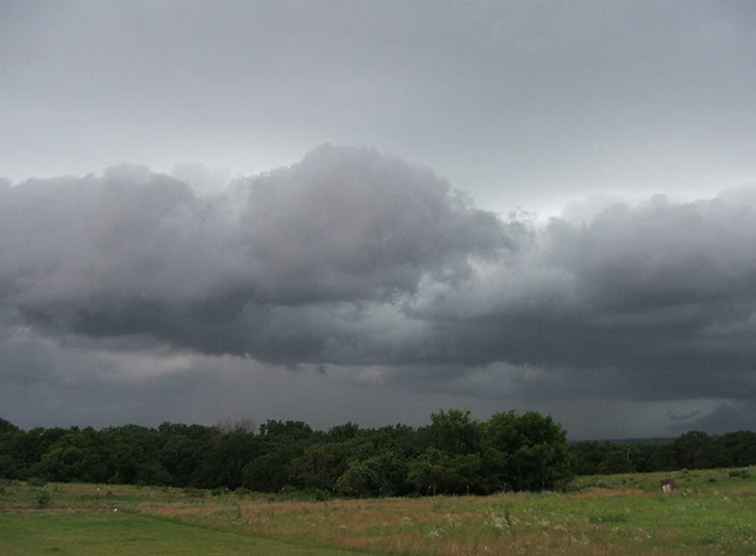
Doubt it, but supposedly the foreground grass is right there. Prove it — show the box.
[2,466,756,555]
[0,511,356,556]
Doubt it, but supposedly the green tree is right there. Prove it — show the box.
[429,409,481,455]
[482,411,572,491]
[673,431,714,469]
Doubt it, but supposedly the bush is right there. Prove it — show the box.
[35,489,51,508]
[336,457,397,498]
[28,477,47,487]
[560,481,584,493]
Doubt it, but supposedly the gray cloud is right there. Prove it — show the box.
[3,1,756,437]
[3,1,756,213]
[678,401,756,434]
[0,145,506,364]
[400,191,756,404]
[0,319,718,439]
[2,147,756,425]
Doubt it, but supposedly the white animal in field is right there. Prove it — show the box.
[660,479,676,494]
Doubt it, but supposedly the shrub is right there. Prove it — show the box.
[35,489,51,508]
[560,481,584,493]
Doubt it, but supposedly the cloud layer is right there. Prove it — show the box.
[1,145,505,362]
[2,145,756,434]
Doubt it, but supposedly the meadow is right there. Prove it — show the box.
[2,467,756,555]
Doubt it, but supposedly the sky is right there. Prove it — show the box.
[1,1,756,438]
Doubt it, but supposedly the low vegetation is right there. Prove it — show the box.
[2,467,756,554]
[4,413,756,553]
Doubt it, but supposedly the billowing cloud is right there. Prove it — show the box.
[2,146,756,434]
[403,190,756,402]
[4,1,756,438]
[0,145,506,362]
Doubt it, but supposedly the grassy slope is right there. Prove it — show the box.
[1,466,756,555]
[0,512,356,556]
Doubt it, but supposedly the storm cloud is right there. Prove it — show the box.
[3,1,756,437]
[1,146,506,360]
[2,146,756,437]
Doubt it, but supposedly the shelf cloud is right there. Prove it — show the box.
[2,146,756,435]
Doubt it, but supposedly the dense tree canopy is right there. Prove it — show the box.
[0,410,573,495]
[571,431,756,475]
[1,412,755,497]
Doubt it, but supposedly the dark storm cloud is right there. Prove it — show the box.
[4,1,756,437]
[3,146,756,417]
[0,146,506,362]
[678,401,756,434]
[0,321,534,432]
[400,191,756,402]
[0,320,710,438]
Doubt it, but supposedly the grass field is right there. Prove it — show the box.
[2,467,756,555]
[0,512,357,556]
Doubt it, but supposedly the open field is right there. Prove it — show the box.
[2,467,756,555]
[0,512,356,556]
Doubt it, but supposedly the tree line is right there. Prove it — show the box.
[0,410,571,496]
[571,430,756,475]
[2,413,755,497]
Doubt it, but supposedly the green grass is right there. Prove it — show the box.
[0,511,358,556]
[2,467,756,555]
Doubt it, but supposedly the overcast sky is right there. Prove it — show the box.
[2,1,756,438]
